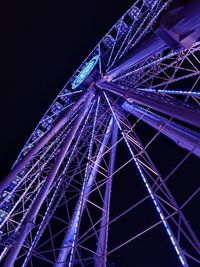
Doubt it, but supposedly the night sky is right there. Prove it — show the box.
[0,1,199,266]
[0,0,134,176]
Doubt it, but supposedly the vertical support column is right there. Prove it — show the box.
[54,118,113,267]
[3,91,95,267]
[0,91,91,194]
[94,120,118,267]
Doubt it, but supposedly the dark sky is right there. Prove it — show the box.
[0,0,134,175]
[0,1,199,266]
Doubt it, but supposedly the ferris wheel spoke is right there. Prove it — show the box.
[118,106,200,256]
[118,0,170,60]
[157,196,200,256]
[1,110,78,200]
[104,91,200,266]
[13,86,84,167]
[98,43,103,75]
[111,42,200,87]
[106,16,126,68]
[4,114,94,239]
[100,81,200,128]
[0,91,93,194]
[59,90,83,97]
[67,97,101,267]
[112,50,178,82]
[94,120,118,267]
[146,71,200,90]
[54,117,113,267]
[78,193,150,247]
[122,102,200,157]
[137,88,200,97]
[21,101,97,266]
[106,2,145,69]
[134,45,200,89]
[107,211,178,257]
[2,1,200,266]
[22,150,92,262]
[2,91,95,266]
[138,86,200,109]
[0,119,79,241]
[105,0,200,82]
[105,32,167,82]
[111,44,199,89]
[116,108,193,209]
[107,0,167,70]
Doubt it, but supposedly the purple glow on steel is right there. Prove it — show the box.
[0,121,76,231]
[3,92,95,267]
[103,35,115,49]
[112,50,177,82]
[68,98,100,266]
[122,101,200,157]
[54,116,113,267]
[129,6,140,20]
[22,102,95,267]
[137,88,200,95]
[104,92,187,267]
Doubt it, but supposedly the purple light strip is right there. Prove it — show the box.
[104,92,187,267]
[68,97,100,267]
[22,101,96,267]
[137,88,200,96]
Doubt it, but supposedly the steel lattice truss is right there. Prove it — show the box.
[0,0,200,266]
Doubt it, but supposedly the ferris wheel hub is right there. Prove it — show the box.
[72,55,99,90]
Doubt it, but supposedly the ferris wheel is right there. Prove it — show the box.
[0,0,200,266]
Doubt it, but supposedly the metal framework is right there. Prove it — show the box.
[0,0,200,266]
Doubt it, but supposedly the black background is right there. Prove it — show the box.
[0,0,134,175]
[0,1,199,266]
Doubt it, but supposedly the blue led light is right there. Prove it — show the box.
[137,88,200,96]
[104,92,187,267]
[72,55,99,90]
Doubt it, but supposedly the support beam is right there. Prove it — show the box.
[104,92,189,267]
[122,102,200,157]
[105,33,166,81]
[100,82,200,129]
[54,118,113,267]
[137,88,200,97]
[105,0,200,81]
[94,120,118,267]
[122,117,200,256]
[3,91,94,267]
[0,90,92,194]
[21,103,95,267]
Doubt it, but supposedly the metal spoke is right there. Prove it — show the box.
[1,1,200,266]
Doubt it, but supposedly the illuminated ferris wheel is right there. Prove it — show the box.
[0,0,200,266]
